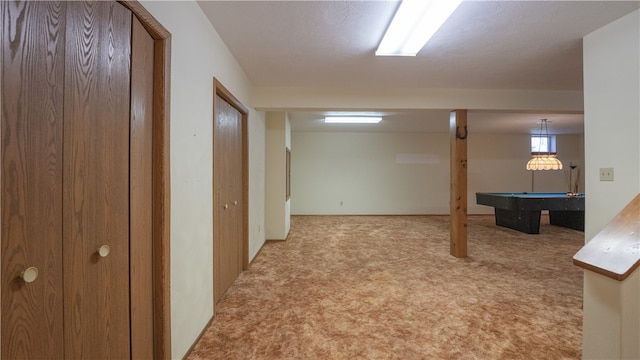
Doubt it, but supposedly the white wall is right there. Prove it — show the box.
[249,112,266,260]
[582,9,640,360]
[291,132,449,214]
[253,87,584,113]
[140,2,266,358]
[584,10,640,237]
[265,112,291,239]
[291,132,583,215]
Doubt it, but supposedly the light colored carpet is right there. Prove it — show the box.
[187,215,583,359]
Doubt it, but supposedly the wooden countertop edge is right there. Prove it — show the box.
[573,257,639,281]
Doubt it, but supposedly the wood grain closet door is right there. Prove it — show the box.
[63,2,131,358]
[130,14,155,360]
[213,94,243,305]
[230,106,243,276]
[1,2,66,358]
[2,1,155,358]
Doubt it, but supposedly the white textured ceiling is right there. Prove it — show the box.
[198,0,639,133]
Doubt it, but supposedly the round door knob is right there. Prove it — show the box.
[224,204,228,209]
[97,245,111,258]
[233,200,238,206]
[21,267,39,283]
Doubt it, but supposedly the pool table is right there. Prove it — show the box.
[476,192,585,234]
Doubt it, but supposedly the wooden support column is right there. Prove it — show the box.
[450,110,468,258]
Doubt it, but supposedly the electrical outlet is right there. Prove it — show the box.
[599,168,614,181]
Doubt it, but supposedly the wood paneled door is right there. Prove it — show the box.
[1,1,166,358]
[213,79,249,307]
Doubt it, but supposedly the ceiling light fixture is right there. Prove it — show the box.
[324,116,382,124]
[376,0,463,56]
[526,119,563,171]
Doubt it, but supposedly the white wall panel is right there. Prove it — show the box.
[582,9,640,359]
[291,132,583,215]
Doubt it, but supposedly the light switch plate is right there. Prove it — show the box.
[600,167,614,181]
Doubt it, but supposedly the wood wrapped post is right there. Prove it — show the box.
[450,110,468,258]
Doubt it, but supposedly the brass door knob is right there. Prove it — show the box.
[97,245,111,258]
[21,267,39,283]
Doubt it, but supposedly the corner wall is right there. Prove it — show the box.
[584,10,640,237]
[140,2,266,358]
[265,112,291,239]
[249,112,267,260]
[582,9,640,359]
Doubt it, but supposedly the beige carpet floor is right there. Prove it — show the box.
[187,215,584,359]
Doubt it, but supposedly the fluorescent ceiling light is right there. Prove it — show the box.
[324,116,382,124]
[376,0,463,56]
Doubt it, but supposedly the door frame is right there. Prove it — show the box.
[118,2,172,358]
[212,78,249,309]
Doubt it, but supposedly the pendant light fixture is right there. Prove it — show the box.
[526,119,563,171]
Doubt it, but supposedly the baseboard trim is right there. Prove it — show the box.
[250,239,281,264]
[250,240,266,264]
[182,315,214,360]
[290,213,448,217]
[290,214,496,217]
